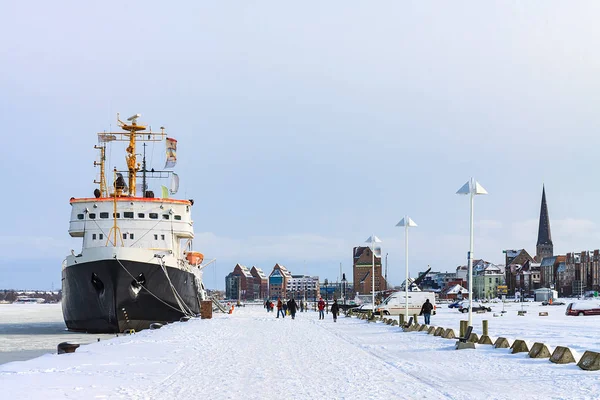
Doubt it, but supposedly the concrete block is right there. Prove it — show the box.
[528,342,551,359]
[419,324,429,332]
[538,312,548,316]
[478,335,493,345]
[442,328,456,339]
[427,326,437,334]
[517,310,527,316]
[468,333,479,343]
[550,346,576,364]
[577,351,600,371]
[455,341,476,350]
[510,339,530,354]
[494,337,510,349]
[391,320,398,326]
[433,327,444,336]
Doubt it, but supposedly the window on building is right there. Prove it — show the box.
[123,233,127,240]
[154,234,158,240]
[92,233,97,240]
[163,214,170,220]
[100,212,109,219]
[130,233,134,240]
[149,213,158,219]
[99,234,103,240]
[113,213,120,218]
[161,235,165,240]
[89,213,96,219]
[138,213,145,218]
[489,278,492,284]
[124,212,134,218]
[77,214,84,220]
[174,215,182,221]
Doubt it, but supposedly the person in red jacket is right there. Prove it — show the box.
[318,297,325,320]
[277,298,285,318]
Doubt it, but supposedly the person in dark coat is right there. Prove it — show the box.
[331,299,340,322]
[287,298,298,319]
[300,300,304,313]
[420,298,434,325]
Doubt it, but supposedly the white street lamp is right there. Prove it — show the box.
[456,177,488,327]
[396,216,417,322]
[365,235,382,312]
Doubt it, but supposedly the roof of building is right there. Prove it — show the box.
[537,185,553,246]
[444,284,468,295]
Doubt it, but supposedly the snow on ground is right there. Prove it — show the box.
[1,302,600,400]
[0,304,114,363]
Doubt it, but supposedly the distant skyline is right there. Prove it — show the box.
[2,1,600,290]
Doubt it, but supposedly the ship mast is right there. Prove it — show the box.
[117,113,145,197]
[94,144,108,197]
[95,113,166,198]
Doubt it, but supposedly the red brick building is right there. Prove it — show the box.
[353,246,386,295]
[250,266,268,300]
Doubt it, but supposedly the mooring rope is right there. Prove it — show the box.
[114,255,193,316]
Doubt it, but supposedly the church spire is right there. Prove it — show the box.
[536,185,553,261]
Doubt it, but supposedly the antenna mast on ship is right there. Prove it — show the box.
[95,113,166,198]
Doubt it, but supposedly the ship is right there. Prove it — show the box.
[62,113,210,333]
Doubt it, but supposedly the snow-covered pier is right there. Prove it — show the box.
[1,304,599,399]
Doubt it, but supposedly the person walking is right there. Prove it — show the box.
[420,298,434,325]
[318,297,325,320]
[300,300,304,313]
[331,299,340,322]
[287,298,298,320]
[277,298,285,318]
[282,300,288,316]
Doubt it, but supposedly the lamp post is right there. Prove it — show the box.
[456,177,488,327]
[324,279,329,313]
[396,216,417,322]
[365,235,382,312]
[341,273,347,305]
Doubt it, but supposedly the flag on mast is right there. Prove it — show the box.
[165,137,177,168]
[170,172,179,195]
[161,185,169,199]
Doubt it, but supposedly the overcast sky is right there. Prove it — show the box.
[2,1,600,290]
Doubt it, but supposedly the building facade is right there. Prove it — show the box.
[250,266,268,300]
[287,275,320,301]
[353,246,386,295]
[225,264,256,300]
[268,263,292,300]
[473,264,505,299]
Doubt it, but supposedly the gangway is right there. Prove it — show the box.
[211,296,228,313]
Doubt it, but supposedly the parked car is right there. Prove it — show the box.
[458,301,491,313]
[448,301,461,309]
[566,302,600,316]
[541,300,565,306]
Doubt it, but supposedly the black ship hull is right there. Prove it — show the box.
[62,259,201,333]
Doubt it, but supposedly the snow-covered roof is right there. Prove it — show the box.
[444,284,467,294]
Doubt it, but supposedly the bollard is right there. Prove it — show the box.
[399,314,405,326]
[57,342,80,354]
[459,321,467,338]
[413,314,419,325]
[482,320,489,336]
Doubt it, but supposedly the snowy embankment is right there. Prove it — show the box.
[1,304,599,400]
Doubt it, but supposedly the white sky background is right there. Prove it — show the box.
[1,1,600,289]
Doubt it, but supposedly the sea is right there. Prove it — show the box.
[0,303,114,365]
